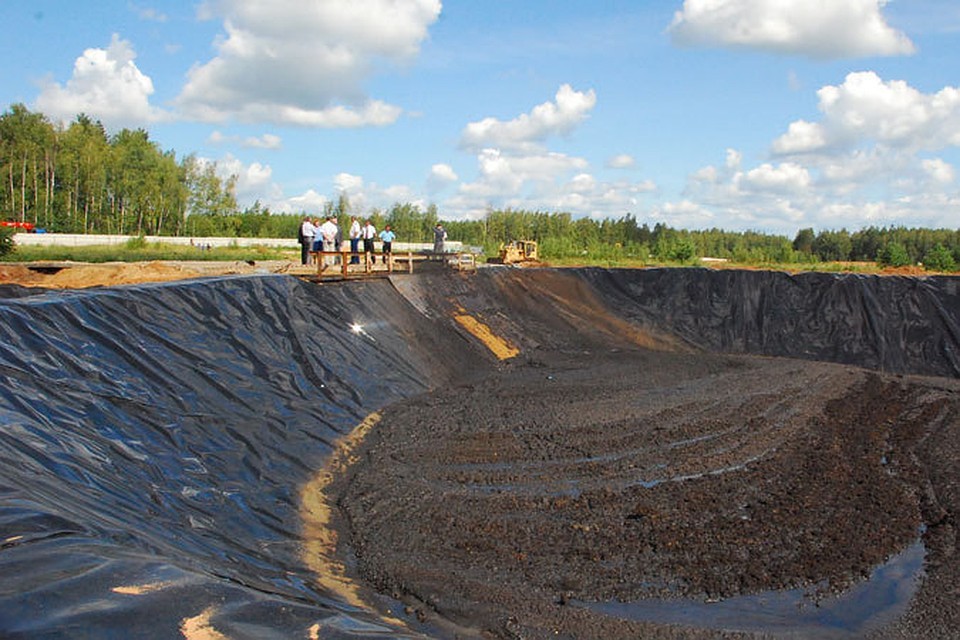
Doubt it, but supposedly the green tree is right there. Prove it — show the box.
[923,243,957,272]
[850,226,883,262]
[387,202,428,241]
[182,154,238,221]
[812,229,852,261]
[58,114,110,232]
[673,238,696,263]
[0,227,13,257]
[109,128,159,234]
[793,227,815,254]
[0,104,56,226]
[877,241,911,268]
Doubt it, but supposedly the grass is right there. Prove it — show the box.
[3,242,298,264]
[538,255,894,274]
[2,242,921,276]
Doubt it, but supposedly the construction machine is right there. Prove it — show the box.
[488,240,540,265]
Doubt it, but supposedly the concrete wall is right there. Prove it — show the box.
[12,233,465,253]
[13,233,299,249]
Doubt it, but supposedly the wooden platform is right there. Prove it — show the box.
[306,250,476,280]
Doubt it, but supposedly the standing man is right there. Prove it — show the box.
[298,216,315,265]
[433,223,447,256]
[311,218,323,253]
[379,225,396,266]
[362,219,377,265]
[334,217,343,265]
[348,216,361,264]
[319,217,338,267]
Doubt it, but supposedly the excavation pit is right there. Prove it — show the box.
[0,267,957,639]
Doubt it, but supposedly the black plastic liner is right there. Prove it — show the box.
[577,268,960,378]
[0,268,957,638]
[0,275,482,638]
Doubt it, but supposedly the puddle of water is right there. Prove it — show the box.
[576,540,925,638]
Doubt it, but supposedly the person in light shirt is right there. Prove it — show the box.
[318,217,339,267]
[362,220,377,264]
[378,225,396,265]
[298,216,315,265]
[433,223,447,255]
[348,217,362,264]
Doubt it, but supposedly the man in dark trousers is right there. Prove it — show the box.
[298,216,315,265]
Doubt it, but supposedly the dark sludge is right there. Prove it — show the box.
[0,268,957,639]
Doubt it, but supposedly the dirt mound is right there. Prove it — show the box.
[0,260,301,289]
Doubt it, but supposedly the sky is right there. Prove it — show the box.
[3,0,960,236]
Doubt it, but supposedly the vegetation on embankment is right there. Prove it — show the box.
[1,236,296,264]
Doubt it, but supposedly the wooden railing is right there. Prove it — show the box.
[309,250,430,276]
[308,250,477,277]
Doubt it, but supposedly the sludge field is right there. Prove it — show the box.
[0,267,958,639]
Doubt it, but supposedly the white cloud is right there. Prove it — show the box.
[35,34,169,128]
[725,148,742,170]
[745,72,960,229]
[922,158,955,184]
[130,3,168,22]
[669,0,916,59]
[176,0,440,126]
[460,84,597,152]
[653,53,960,230]
[430,163,458,183]
[738,162,811,193]
[214,153,273,198]
[770,73,960,196]
[812,199,952,230]
[327,172,426,213]
[427,163,458,193]
[569,173,597,193]
[286,189,330,215]
[443,148,655,220]
[243,133,282,149]
[334,172,365,194]
[818,149,894,187]
[678,106,960,234]
[430,85,657,219]
[607,154,636,169]
[208,131,283,149]
[650,200,717,229]
[772,120,827,154]
[808,72,960,151]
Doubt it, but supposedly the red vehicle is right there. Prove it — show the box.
[0,221,36,232]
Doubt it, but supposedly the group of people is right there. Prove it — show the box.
[297,216,396,267]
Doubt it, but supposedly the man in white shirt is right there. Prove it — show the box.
[298,216,315,265]
[362,220,377,264]
[349,217,362,264]
[318,217,339,267]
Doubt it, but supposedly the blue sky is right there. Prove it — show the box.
[3,1,960,235]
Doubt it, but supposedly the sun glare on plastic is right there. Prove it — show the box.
[350,323,364,335]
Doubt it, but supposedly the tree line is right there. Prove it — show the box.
[1,103,237,236]
[2,103,958,270]
[444,211,959,271]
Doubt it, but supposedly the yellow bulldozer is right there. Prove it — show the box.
[488,240,540,265]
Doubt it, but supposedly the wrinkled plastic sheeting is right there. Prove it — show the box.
[0,284,45,299]
[576,268,960,378]
[0,275,469,639]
